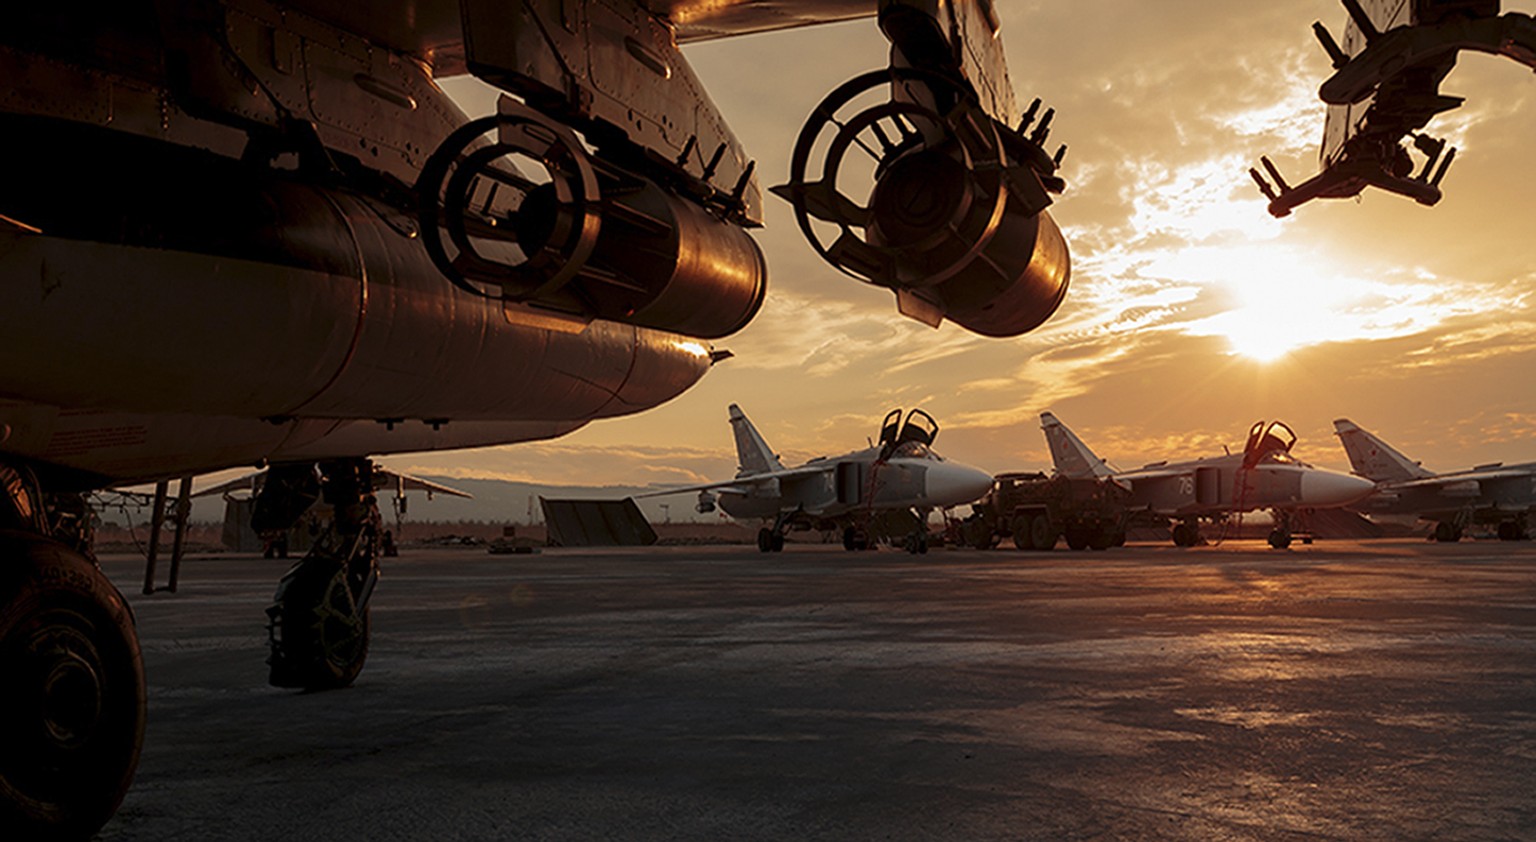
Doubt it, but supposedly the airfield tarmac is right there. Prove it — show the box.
[93,539,1536,841]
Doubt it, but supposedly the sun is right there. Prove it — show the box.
[1132,241,1483,364]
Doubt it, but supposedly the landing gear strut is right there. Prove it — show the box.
[0,464,144,840]
[1268,510,1293,549]
[265,459,381,689]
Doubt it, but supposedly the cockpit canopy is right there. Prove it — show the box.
[878,408,941,460]
[1243,420,1299,468]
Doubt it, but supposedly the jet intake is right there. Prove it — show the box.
[773,68,1070,338]
[418,98,765,339]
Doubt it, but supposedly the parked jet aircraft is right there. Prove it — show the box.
[1334,418,1535,542]
[0,2,1069,837]
[637,405,993,553]
[1251,0,1536,216]
[1041,413,1376,548]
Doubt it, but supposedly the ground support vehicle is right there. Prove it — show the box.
[959,472,1131,551]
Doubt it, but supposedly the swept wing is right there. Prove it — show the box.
[633,464,836,499]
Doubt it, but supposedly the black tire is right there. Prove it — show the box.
[769,532,785,553]
[0,531,144,841]
[269,560,370,690]
[1172,523,1196,547]
[1065,529,1090,551]
[1010,516,1032,550]
[1088,528,1114,551]
[842,527,858,551]
[1268,529,1292,549]
[1433,522,1460,543]
[1029,515,1058,552]
[757,528,772,552]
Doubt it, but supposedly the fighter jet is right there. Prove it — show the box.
[1251,0,1536,216]
[0,3,1069,836]
[1041,413,1376,548]
[1335,418,1536,542]
[637,406,993,553]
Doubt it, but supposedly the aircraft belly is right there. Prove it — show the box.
[0,400,584,486]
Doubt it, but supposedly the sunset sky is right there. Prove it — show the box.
[405,0,1536,490]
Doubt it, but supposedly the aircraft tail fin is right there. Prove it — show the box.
[1333,419,1432,483]
[729,404,784,476]
[1040,412,1114,479]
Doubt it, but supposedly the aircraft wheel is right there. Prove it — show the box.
[1171,523,1197,547]
[0,531,145,841]
[1433,522,1460,543]
[1029,516,1058,552]
[1267,529,1292,549]
[267,559,370,690]
[769,532,786,553]
[757,528,773,552]
[841,527,857,551]
[1497,522,1520,541]
[1112,530,1127,548]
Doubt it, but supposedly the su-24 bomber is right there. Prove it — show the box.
[0,2,1075,837]
[636,405,993,554]
[1335,419,1536,542]
[1251,0,1536,215]
[1040,413,1377,549]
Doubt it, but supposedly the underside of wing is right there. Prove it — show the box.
[279,0,876,74]
[1390,469,1531,490]
[642,1,876,42]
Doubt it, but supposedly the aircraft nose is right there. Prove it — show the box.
[1300,469,1376,507]
[928,463,994,506]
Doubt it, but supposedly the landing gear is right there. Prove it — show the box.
[904,530,929,555]
[1432,521,1463,543]
[756,527,786,553]
[1171,521,1201,547]
[1497,521,1528,541]
[0,463,145,841]
[266,460,380,690]
[841,526,870,551]
[1267,528,1293,549]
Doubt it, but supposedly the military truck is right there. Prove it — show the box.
[958,472,1131,551]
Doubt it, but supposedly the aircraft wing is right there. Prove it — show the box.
[634,464,835,499]
[1386,469,1534,492]
[190,473,263,499]
[190,468,473,499]
[384,470,475,499]
[1114,468,1191,484]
